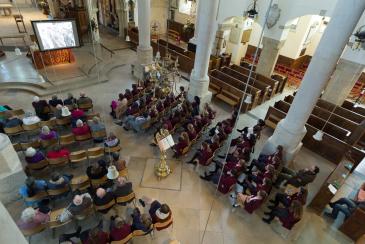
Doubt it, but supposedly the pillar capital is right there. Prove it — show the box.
[256,37,286,77]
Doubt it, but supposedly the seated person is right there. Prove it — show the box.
[131,84,139,96]
[72,119,90,136]
[17,207,50,232]
[111,153,126,172]
[49,95,63,108]
[268,187,308,209]
[124,89,133,101]
[131,208,152,232]
[217,168,241,194]
[201,111,212,127]
[32,96,50,121]
[138,98,146,110]
[221,120,233,135]
[93,188,115,214]
[54,104,63,119]
[87,116,105,142]
[59,193,93,223]
[262,200,303,226]
[241,177,272,196]
[46,172,72,190]
[25,147,46,165]
[233,190,267,211]
[249,164,275,185]
[192,116,203,133]
[207,134,220,152]
[39,125,57,141]
[257,145,283,165]
[149,106,158,118]
[123,113,150,133]
[139,196,171,224]
[47,145,70,159]
[187,142,213,166]
[114,97,128,120]
[325,182,365,221]
[275,165,320,188]
[59,224,108,244]
[125,102,139,116]
[77,92,93,106]
[71,106,85,126]
[187,123,197,140]
[162,118,173,132]
[22,112,41,125]
[145,93,154,106]
[176,86,187,100]
[19,177,47,206]
[86,160,108,180]
[173,132,190,157]
[63,93,77,107]
[204,103,216,120]
[170,111,181,127]
[112,177,133,201]
[156,101,164,112]
[109,216,132,242]
[192,96,200,116]
[104,132,120,148]
[3,113,23,128]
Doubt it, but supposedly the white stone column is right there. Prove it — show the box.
[116,0,128,38]
[262,0,365,163]
[187,0,219,104]
[86,0,100,42]
[322,59,365,105]
[0,134,26,204]
[188,0,200,44]
[47,0,59,18]
[134,0,153,79]
[256,37,284,77]
[0,202,28,244]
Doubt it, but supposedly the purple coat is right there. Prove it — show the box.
[40,131,57,140]
[26,151,45,164]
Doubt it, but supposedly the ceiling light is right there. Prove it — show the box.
[313,130,323,141]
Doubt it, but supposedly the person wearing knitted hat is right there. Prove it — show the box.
[25,147,46,165]
[32,96,50,121]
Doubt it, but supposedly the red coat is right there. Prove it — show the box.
[110,224,132,242]
[174,140,188,155]
[198,150,213,166]
[72,124,90,136]
[71,109,85,119]
[218,174,236,194]
[47,149,70,159]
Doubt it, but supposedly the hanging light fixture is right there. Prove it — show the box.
[246,0,259,19]
[155,51,161,61]
[244,94,252,104]
[313,130,324,141]
[125,35,131,42]
[14,47,22,56]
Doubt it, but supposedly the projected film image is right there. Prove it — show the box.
[37,21,76,50]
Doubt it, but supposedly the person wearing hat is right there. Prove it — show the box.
[77,92,93,106]
[25,147,46,165]
[107,165,119,180]
[47,145,70,159]
[112,177,133,204]
[32,96,50,121]
[93,188,115,214]
[22,112,41,125]
[104,133,120,148]
[39,125,58,141]
[17,207,50,232]
[86,160,108,180]
[109,216,132,242]
[72,119,90,136]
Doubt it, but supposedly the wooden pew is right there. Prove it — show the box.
[342,100,365,117]
[221,66,270,104]
[264,106,285,129]
[210,69,261,109]
[271,74,288,93]
[230,64,279,97]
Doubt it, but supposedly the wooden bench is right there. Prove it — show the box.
[222,66,270,103]
[231,64,279,97]
[216,90,240,107]
[342,100,365,116]
[210,69,261,109]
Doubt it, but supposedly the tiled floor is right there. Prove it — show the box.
[0,47,362,244]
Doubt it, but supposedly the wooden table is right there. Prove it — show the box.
[30,47,76,69]
[0,4,12,16]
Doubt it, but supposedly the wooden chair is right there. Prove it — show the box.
[119,168,128,178]
[94,199,116,213]
[56,116,71,126]
[26,159,49,170]
[40,118,56,129]
[154,216,173,231]
[4,124,23,135]
[132,224,154,237]
[90,176,108,188]
[86,112,100,120]
[60,134,75,146]
[110,233,133,244]
[75,132,92,141]
[11,109,25,117]
[69,150,87,166]
[24,191,49,206]
[21,140,41,151]
[70,175,90,192]
[12,143,22,152]
[48,208,73,238]
[48,156,69,168]
[92,130,107,140]
[78,102,93,111]
[116,192,136,206]
[21,223,47,243]
[87,147,104,160]
[47,185,70,200]
[74,205,95,222]
[104,144,122,154]
[22,122,40,132]
[40,138,58,148]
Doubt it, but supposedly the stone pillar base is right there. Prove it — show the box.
[256,37,285,77]
[261,120,306,164]
[188,71,212,107]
